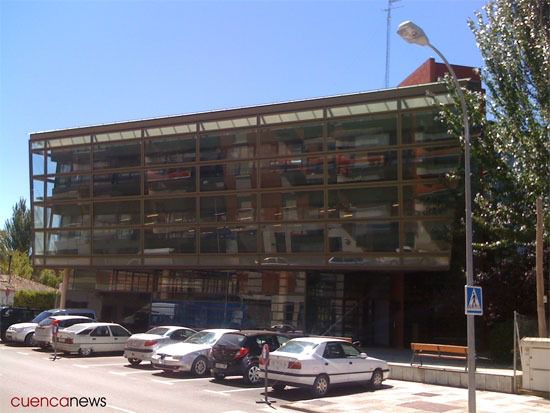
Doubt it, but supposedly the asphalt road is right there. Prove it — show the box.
[0,341,332,413]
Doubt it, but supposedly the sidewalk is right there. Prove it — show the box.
[281,379,550,413]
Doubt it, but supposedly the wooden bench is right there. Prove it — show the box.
[410,343,468,370]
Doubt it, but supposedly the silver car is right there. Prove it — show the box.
[151,329,236,376]
[124,326,196,366]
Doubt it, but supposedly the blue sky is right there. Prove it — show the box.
[0,0,486,225]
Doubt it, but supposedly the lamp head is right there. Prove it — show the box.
[397,21,429,46]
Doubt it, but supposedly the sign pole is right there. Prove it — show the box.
[256,343,275,407]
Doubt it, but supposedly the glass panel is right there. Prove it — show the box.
[46,257,90,266]
[33,179,45,202]
[261,109,323,125]
[94,201,140,226]
[198,255,258,266]
[34,232,44,255]
[32,145,45,176]
[145,123,195,137]
[328,256,400,267]
[260,191,323,221]
[144,256,198,266]
[403,255,450,267]
[403,221,452,252]
[33,206,44,229]
[261,224,324,253]
[47,146,90,174]
[92,256,142,266]
[328,222,399,252]
[201,116,256,131]
[145,198,196,225]
[327,100,398,117]
[402,111,453,143]
[328,151,397,184]
[327,114,397,150]
[93,229,140,254]
[46,230,91,255]
[93,140,141,169]
[145,167,196,194]
[93,172,141,198]
[260,123,323,156]
[200,226,257,253]
[200,162,256,191]
[46,203,90,228]
[257,254,323,266]
[47,175,91,200]
[46,136,91,147]
[328,187,398,219]
[403,183,454,216]
[200,129,256,161]
[403,146,460,179]
[144,227,196,254]
[145,135,196,164]
[94,130,141,142]
[260,157,323,188]
[200,194,256,223]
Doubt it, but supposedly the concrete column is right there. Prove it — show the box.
[59,268,70,309]
[391,272,405,348]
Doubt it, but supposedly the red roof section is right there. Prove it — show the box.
[399,58,480,87]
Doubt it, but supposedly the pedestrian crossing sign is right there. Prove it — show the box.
[465,285,483,316]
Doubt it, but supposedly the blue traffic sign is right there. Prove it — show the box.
[465,285,483,316]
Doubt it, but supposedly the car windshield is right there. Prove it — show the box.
[184,331,218,345]
[32,311,53,323]
[278,340,318,354]
[146,327,170,336]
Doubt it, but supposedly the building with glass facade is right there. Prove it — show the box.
[29,62,481,347]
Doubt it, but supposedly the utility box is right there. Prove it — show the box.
[520,337,550,392]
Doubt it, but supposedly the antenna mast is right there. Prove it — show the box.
[384,0,402,88]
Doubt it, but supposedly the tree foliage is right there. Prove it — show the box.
[14,290,57,310]
[3,198,32,254]
[38,269,62,288]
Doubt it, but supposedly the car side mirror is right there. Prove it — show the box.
[359,352,368,359]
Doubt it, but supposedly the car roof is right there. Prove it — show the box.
[47,315,93,320]
[151,326,195,330]
[68,322,117,328]
[287,336,348,344]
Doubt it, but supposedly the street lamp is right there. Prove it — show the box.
[397,21,476,413]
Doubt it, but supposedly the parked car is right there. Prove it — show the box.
[151,329,237,376]
[0,307,41,341]
[263,337,389,397]
[4,308,96,345]
[209,330,290,385]
[55,322,131,356]
[124,326,196,366]
[33,315,94,348]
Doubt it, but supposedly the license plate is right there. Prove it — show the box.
[215,363,227,369]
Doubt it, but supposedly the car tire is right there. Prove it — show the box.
[370,368,383,390]
[311,374,330,397]
[272,382,286,392]
[191,356,208,376]
[213,372,225,381]
[79,347,92,357]
[128,358,142,366]
[24,332,35,346]
[243,363,262,385]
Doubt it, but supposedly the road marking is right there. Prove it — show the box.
[203,389,230,397]
[109,370,154,376]
[151,379,175,385]
[16,352,29,355]
[73,363,126,368]
[106,405,137,413]
[220,388,261,393]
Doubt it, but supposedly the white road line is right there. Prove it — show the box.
[73,363,126,368]
[106,405,137,413]
[109,370,154,376]
[220,388,261,393]
[151,379,175,385]
[16,352,29,355]
[203,389,230,397]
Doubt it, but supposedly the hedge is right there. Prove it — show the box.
[13,290,57,309]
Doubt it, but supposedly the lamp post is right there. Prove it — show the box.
[397,21,476,412]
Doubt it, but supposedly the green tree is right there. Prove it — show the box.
[38,269,62,288]
[3,198,32,254]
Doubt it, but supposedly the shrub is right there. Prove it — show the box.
[14,290,56,309]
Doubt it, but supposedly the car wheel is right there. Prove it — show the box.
[272,382,286,392]
[128,358,142,366]
[213,372,225,381]
[311,374,330,397]
[191,356,208,376]
[79,347,92,357]
[24,332,35,346]
[370,368,384,390]
[244,364,262,385]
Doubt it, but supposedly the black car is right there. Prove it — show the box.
[0,307,41,341]
[209,330,290,385]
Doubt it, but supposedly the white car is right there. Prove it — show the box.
[264,337,389,397]
[151,329,236,376]
[124,326,196,366]
[34,315,93,348]
[55,323,131,356]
